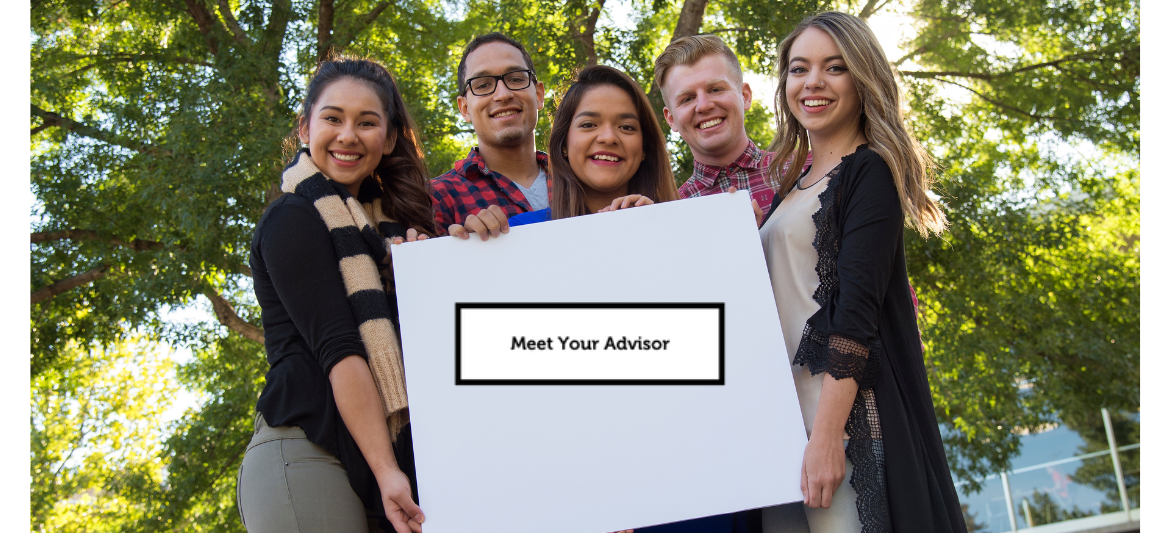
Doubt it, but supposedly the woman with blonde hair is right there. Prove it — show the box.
[757,11,965,533]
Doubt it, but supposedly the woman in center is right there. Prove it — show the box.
[507,65,754,533]
[508,65,677,226]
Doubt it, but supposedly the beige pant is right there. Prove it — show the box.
[237,414,383,533]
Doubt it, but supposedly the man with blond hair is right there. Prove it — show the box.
[654,35,809,220]
[653,35,814,533]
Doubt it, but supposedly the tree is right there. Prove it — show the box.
[897,0,1139,485]
[31,340,177,531]
[30,0,1139,524]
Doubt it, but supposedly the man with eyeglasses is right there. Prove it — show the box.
[430,32,549,236]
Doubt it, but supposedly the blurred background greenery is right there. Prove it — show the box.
[30,0,1138,530]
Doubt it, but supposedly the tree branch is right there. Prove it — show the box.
[216,0,251,48]
[899,50,1125,81]
[707,27,750,35]
[31,229,168,251]
[858,0,893,20]
[183,0,222,56]
[892,27,965,67]
[318,0,335,63]
[937,79,1055,122]
[30,105,170,156]
[32,266,109,305]
[203,288,264,343]
[62,52,213,77]
[333,0,391,53]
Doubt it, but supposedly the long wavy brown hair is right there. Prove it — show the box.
[288,55,437,236]
[548,65,678,220]
[768,12,947,237]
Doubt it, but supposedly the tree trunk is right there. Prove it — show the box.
[670,0,709,42]
[318,0,335,62]
[569,0,606,66]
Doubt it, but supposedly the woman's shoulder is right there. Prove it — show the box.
[254,194,328,246]
[843,144,891,174]
[258,194,321,227]
[840,144,896,191]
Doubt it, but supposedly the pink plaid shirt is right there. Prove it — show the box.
[677,141,812,218]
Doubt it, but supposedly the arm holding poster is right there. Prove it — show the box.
[756,12,967,532]
[240,58,431,533]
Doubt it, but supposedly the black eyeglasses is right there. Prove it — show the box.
[464,69,536,96]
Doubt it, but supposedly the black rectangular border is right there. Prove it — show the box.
[455,303,725,385]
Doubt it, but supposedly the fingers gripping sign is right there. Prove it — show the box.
[596,194,654,213]
[390,228,429,246]
[448,204,511,241]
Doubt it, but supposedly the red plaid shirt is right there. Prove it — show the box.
[677,141,813,219]
[430,148,550,232]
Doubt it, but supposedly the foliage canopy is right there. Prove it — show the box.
[30,0,1138,527]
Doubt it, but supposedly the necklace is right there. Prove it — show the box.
[799,130,864,190]
[796,166,833,190]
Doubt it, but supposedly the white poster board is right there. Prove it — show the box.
[393,192,806,533]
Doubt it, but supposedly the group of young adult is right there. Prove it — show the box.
[237,10,968,533]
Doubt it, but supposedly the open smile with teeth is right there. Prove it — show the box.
[698,118,723,129]
[803,99,831,107]
[591,154,622,162]
[332,152,362,162]
[491,109,520,118]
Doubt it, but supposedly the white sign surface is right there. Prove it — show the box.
[393,192,806,533]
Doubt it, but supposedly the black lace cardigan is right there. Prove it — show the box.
[761,145,967,533]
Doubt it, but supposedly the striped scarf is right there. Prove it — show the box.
[281,149,410,441]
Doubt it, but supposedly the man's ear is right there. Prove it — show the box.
[663,106,677,132]
[384,129,397,155]
[457,95,471,122]
[535,80,546,110]
[741,82,753,113]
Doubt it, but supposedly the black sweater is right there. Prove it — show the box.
[250,193,416,517]
[763,146,966,532]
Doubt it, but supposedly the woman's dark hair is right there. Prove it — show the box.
[547,65,678,220]
[291,56,437,236]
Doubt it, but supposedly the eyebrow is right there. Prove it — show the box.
[789,55,844,64]
[575,111,639,120]
[468,65,528,79]
[320,105,383,119]
[674,79,731,103]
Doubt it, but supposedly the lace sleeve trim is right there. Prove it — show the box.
[793,325,881,389]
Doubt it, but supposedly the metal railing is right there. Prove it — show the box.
[954,408,1139,532]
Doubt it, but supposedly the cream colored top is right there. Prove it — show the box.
[760,174,832,438]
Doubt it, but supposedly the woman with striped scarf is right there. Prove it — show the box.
[238,57,434,533]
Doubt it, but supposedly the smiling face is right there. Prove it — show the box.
[784,27,862,142]
[298,77,393,196]
[566,84,645,207]
[457,41,545,149]
[660,54,752,167]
